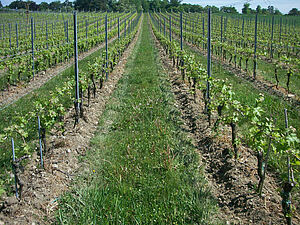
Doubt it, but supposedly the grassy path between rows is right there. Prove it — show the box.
[56,16,219,224]
[0,28,123,187]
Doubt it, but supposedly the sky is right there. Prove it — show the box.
[182,0,300,14]
[1,0,300,14]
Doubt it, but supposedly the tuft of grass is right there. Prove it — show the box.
[57,15,220,224]
[181,42,300,136]
[0,37,120,197]
[180,39,300,184]
[238,56,300,97]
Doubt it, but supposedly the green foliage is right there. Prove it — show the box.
[0,12,133,90]
[0,11,139,197]
[57,16,218,223]
[151,11,300,186]
[288,8,300,16]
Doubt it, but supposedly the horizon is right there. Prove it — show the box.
[182,0,300,14]
[1,0,300,14]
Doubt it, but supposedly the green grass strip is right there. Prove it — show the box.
[0,36,121,195]
[179,41,300,136]
[56,16,219,224]
[179,38,300,183]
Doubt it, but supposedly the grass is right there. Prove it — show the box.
[169,13,300,97]
[241,55,300,97]
[170,35,300,184]
[0,36,120,196]
[182,41,300,137]
[56,16,219,224]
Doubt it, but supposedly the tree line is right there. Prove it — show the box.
[0,0,299,16]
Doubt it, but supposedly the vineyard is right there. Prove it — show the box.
[0,9,299,225]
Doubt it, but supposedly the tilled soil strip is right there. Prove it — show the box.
[0,16,132,110]
[150,21,300,224]
[188,41,300,106]
[0,16,111,64]
[0,15,143,225]
[169,31,300,108]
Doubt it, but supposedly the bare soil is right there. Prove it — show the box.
[183,39,300,109]
[0,20,129,110]
[0,16,142,225]
[151,25,300,225]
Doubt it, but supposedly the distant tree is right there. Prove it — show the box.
[49,1,61,11]
[140,0,149,11]
[60,0,73,12]
[0,1,3,8]
[62,0,73,8]
[89,0,107,11]
[9,0,26,9]
[74,0,90,11]
[169,0,181,8]
[107,0,118,11]
[204,5,219,13]
[274,8,281,15]
[261,8,268,14]
[181,3,191,12]
[28,1,39,10]
[181,3,203,12]
[39,2,49,11]
[268,5,274,14]
[134,0,143,12]
[288,8,300,16]
[160,0,168,11]
[150,0,160,11]
[191,4,203,12]
[106,0,116,11]
[211,5,219,13]
[220,6,238,14]
[256,5,261,14]
[117,0,136,12]
[242,3,250,14]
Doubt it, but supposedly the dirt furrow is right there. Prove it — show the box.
[181,37,300,109]
[151,21,300,225]
[0,17,131,110]
[0,15,143,225]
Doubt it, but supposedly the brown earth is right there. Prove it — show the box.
[182,37,300,109]
[151,21,300,225]
[0,15,142,225]
[156,14,300,107]
[0,15,132,110]
[1,16,298,225]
